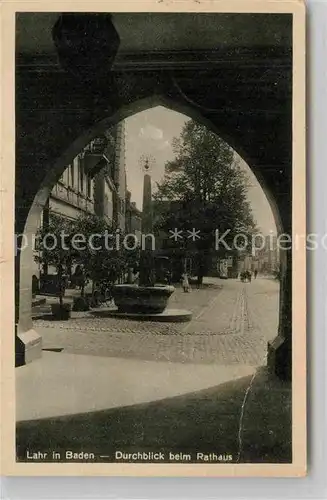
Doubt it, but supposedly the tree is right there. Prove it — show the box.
[35,213,75,308]
[73,213,111,297]
[73,213,140,298]
[154,120,256,281]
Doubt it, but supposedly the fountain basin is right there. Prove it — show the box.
[112,284,175,314]
[91,308,192,323]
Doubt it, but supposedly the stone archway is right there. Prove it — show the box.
[16,94,288,379]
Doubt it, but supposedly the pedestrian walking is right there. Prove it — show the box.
[165,269,172,285]
[182,272,190,293]
[254,269,258,279]
[73,264,84,290]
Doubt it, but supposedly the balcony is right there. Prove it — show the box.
[83,137,110,177]
[85,137,108,155]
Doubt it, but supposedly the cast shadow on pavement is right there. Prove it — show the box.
[16,367,291,464]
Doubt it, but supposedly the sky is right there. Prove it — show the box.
[124,106,277,236]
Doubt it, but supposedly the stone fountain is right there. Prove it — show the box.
[96,158,192,323]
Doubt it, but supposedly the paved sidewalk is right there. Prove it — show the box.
[17,363,291,463]
[16,351,255,421]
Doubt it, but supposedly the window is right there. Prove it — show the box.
[104,194,109,216]
[87,175,92,198]
[69,164,74,188]
[79,162,84,193]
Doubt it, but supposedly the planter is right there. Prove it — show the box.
[51,303,71,320]
[72,296,90,312]
[39,274,68,297]
[112,284,175,314]
[88,289,110,308]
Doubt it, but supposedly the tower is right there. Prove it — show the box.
[141,158,153,237]
[139,157,155,286]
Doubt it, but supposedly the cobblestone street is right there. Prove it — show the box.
[34,278,279,366]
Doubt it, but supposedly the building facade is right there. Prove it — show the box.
[32,122,128,285]
[254,235,279,274]
[236,235,280,276]
[114,121,127,231]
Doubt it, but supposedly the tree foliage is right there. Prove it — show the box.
[35,213,75,305]
[73,213,140,293]
[35,212,141,301]
[154,120,256,276]
[35,213,74,271]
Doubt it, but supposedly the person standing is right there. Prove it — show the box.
[182,272,190,293]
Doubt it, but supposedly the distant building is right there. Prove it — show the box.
[237,235,279,275]
[237,254,253,273]
[256,235,279,274]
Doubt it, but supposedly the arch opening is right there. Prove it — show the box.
[23,94,284,241]
[17,98,282,374]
